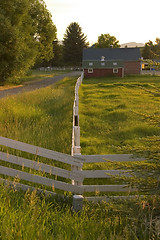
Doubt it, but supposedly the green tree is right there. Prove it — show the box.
[30,0,57,63]
[142,41,155,59]
[0,0,56,84]
[142,39,160,59]
[142,59,160,71]
[63,22,88,66]
[37,40,64,67]
[94,34,120,48]
[154,38,160,57]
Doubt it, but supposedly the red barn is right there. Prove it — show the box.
[82,48,141,78]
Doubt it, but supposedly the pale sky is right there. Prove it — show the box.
[44,0,159,45]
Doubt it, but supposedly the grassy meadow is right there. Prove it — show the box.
[0,75,76,153]
[0,75,77,191]
[79,75,160,155]
[79,75,160,194]
[0,74,160,239]
[19,69,71,84]
[0,69,71,87]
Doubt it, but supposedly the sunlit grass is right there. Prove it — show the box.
[20,69,71,84]
[79,76,160,197]
[2,69,71,87]
[0,76,76,154]
[79,75,160,155]
[0,184,160,240]
[0,74,160,239]
[0,76,77,192]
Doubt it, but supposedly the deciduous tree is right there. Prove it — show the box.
[0,0,57,84]
[142,39,160,59]
[94,34,120,48]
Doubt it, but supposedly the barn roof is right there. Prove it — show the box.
[83,48,141,61]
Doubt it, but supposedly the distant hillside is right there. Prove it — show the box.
[121,42,144,48]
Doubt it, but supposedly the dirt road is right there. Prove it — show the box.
[0,71,81,99]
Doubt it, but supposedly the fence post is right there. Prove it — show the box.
[73,195,83,212]
[71,74,83,157]
[73,126,81,155]
[71,73,84,211]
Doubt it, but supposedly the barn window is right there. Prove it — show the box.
[113,68,118,73]
[88,68,93,73]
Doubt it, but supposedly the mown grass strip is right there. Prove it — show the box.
[79,75,160,155]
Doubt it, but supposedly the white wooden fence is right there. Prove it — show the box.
[0,73,146,209]
[0,136,84,194]
[71,72,84,156]
[0,136,145,197]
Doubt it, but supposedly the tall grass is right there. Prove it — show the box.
[0,76,76,154]
[0,184,160,240]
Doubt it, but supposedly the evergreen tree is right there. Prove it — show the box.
[63,22,88,66]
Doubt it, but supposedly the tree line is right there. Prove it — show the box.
[0,0,160,84]
[42,27,160,69]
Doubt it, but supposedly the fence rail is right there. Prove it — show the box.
[0,151,84,182]
[0,136,83,167]
[0,166,81,193]
[0,136,143,196]
[76,154,146,163]
[80,170,132,178]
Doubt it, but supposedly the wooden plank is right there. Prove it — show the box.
[52,179,83,194]
[0,178,57,197]
[0,151,84,182]
[76,154,146,163]
[0,136,83,167]
[82,184,134,193]
[80,170,132,178]
[0,166,81,193]
[85,195,144,202]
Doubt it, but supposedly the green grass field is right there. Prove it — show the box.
[79,75,160,155]
[0,75,77,190]
[79,75,160,196]
[20,69,71,84]
[0,74,160,239]
[1,69,71,87]
[0,76,76,154]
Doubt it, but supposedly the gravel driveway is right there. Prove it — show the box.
[0,71,82,99]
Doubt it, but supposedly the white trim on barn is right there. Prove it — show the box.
[113,68,118,73]
[88,68,93,73]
